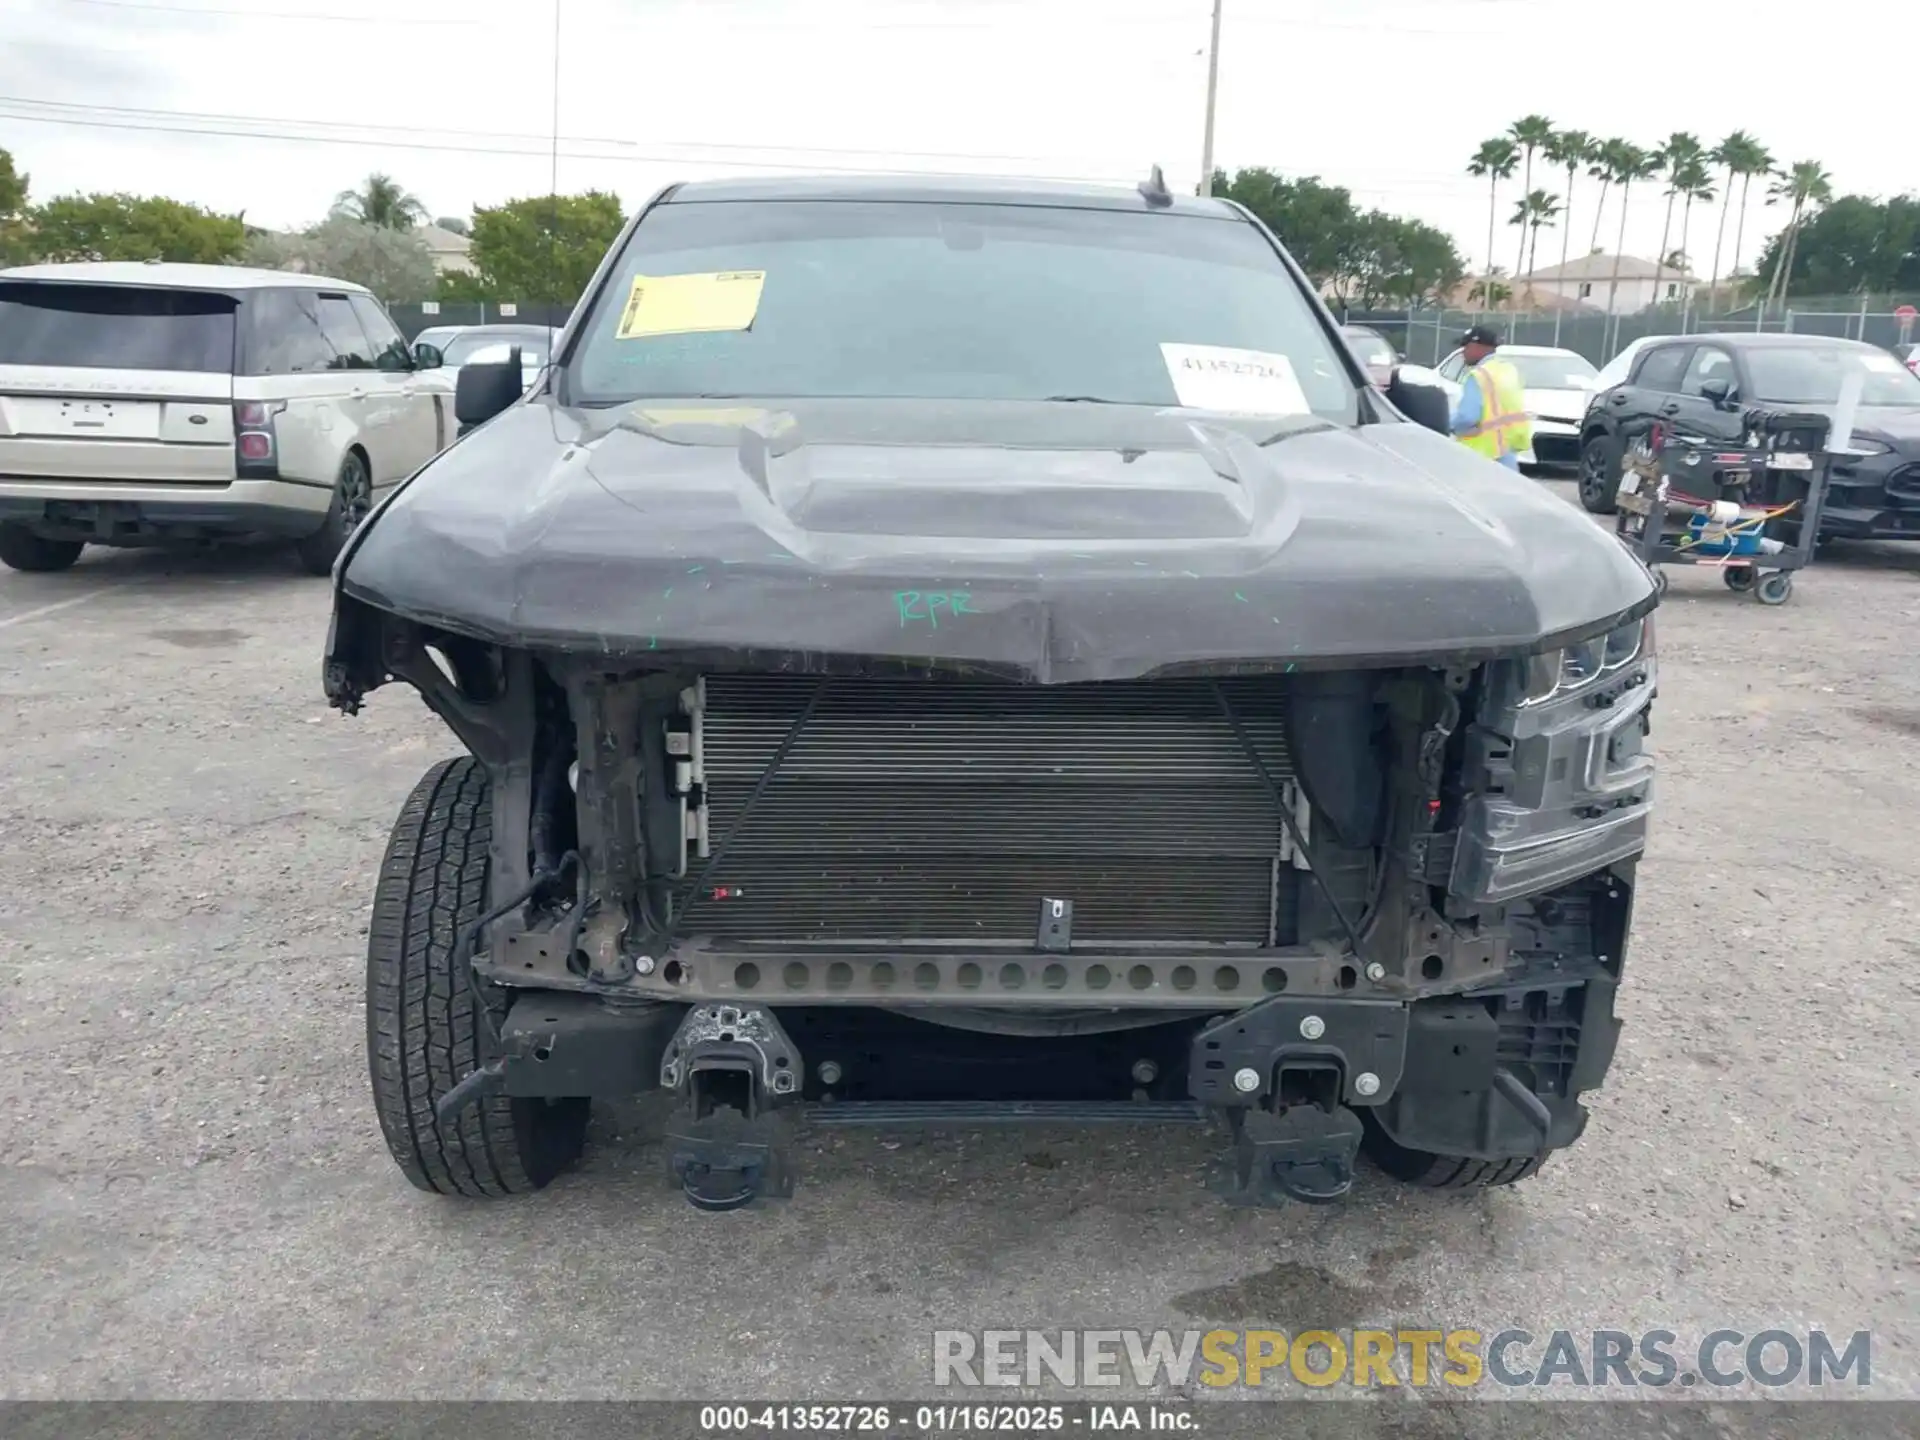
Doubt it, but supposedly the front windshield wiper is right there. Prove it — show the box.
[1043,395,1131,404]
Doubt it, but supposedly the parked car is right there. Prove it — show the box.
[0,263,452,574]
[417,323,555,393]
[1576,332,1920,535]
[1433,343,1599,468]
[1591,334,1658,393]
[1340,324,1399,389]
[1894,341,1920,376]
[325,173,1655,1213]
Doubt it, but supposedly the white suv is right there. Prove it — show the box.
[0,262,455,574]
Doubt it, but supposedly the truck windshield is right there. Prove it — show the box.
[569,198,1359,422]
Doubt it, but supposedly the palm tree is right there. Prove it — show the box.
[1468,272,1512,308]
[1727,139,1777,301]
[332,173,427,231]
[1672,157,1715,325]
[1544,129,1592,343]
[1706,132,1760,313]
[1604,143,1658,344]
[1586,144,1617,254]
[1467,138,1519,282]
[1512,189,1562,289]
[1648,133,1703,313]
[1764,160,1834,306]
[1506,114,1556,278]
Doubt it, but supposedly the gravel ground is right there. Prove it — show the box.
[2,483,1917,1415]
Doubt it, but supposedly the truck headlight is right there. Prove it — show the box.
[1519,617,1648,705]
[1454,616,1656,904]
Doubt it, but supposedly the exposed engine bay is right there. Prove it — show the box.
[329,600,1653,1208]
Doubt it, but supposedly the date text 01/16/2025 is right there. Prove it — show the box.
[698,1403,1199,1433]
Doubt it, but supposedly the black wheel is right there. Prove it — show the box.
[366,757,589,1196]
[0,523,83,573]
[1755,571,1793,606]
[1723,565,1756,592]
[1578,434,1620,515]
[1651,567,1669,598]
[294,449,374,576]
[1360,1116,1547,1190]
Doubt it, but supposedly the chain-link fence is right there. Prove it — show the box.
[1333,297,1920,368]
[388,301,571,340]
[378,295,1918,368]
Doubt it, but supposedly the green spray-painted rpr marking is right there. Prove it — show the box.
[894,590,981,630]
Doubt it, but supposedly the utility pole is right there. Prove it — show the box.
[1197,0,1224,196]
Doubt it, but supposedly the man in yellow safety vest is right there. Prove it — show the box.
[1449,326,1533,470]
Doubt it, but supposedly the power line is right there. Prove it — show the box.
[0,94,1162,173]
[60,0,477,24]
[54,0,1499,36]
[0,105,1136,186]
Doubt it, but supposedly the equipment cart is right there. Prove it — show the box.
[1611,407,1834,606]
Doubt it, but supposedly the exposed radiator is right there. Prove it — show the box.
[676,674,1302,947]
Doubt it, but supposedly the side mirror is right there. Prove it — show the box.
[455,348,524,429]
[1386,371,1453,437]
[412,342,444,370]
[1699,377,1734,406]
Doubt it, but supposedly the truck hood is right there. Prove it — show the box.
[337,397,1654,681]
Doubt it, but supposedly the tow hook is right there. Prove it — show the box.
[660,1004,801,1211]
[1216,1104,1365,1207]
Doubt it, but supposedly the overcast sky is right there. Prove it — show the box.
[3,0,1916,274]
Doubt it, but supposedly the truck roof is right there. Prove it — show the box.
[660,173,1239,219]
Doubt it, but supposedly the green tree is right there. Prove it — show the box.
[1603,144,1658,317]
[1212,169,1461,307]
[1706,131,1766,308]
[1213,168,1362,285]
[332,173,427,231]
[1726,139,1776,296]
[1467,138,1518,279]
[1648,133,1703,318]
[1505,114,1555,278]
[0,146,29,266]
[1509,188,1561,284]
[1584,146,1615,262]
[466,190,625,305]
[1543,129,1591,341]
[1332,211,1465,308]
[1671,157,1715,321]
[26,193,246,263]
[1468,272,1512,308]
[1763,160,1834,304]
[1753,192,1918,297]
[245,215,436,301]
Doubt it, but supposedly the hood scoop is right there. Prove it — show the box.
[733,421,1265,544]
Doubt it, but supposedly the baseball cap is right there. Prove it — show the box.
[1460,325,1503,347]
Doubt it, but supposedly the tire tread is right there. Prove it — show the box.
[366,757,581,1196]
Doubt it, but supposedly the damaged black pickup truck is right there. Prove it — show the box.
[324,174,1657,1211]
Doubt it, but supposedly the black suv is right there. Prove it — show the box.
[1578,332,1920,535]
[325,175,1656,1212]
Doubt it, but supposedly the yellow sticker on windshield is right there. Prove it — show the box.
[615,270,766,339]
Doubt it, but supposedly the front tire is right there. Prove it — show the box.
[294,449,373,576]
[1578,434,1620,515]
[1360,1116,1547,1190]
[0,524,83,573]
[366,757,589,1196]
